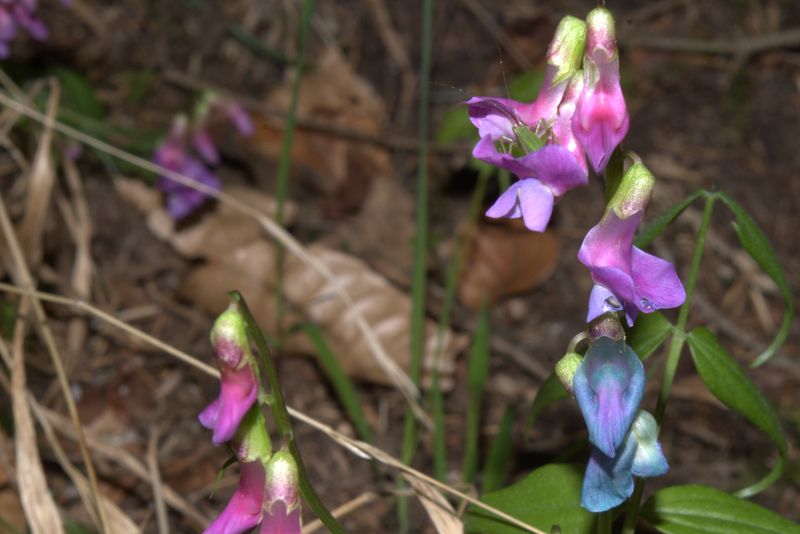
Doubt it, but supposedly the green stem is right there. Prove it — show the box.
[398,0,434,529]
[597,510,613,534]
[274,0,315,340]
[232,292,345,534]
[621,193,716,534]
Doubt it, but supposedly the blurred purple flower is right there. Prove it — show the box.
[573,337,644,457]
[204,460,265,534]
[572,7,629,173]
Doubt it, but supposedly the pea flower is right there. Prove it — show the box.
[581,410,668,512]
[572,7,629,173]
[261,450,302,534]
[204,460,266,534]
[578,162,685,325]
[0,0,49,57]
[572,337,645,457]
[199,307,259,446]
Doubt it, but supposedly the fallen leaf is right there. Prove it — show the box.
[246,48,389,212]
[458,218,559,310]
[182,241,466,389]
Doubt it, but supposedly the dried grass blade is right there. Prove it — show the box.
[7,307,64,534]
[403,474,463,534]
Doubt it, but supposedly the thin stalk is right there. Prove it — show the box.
[232,292,345,534]
[621,193,716,534]
[398,0,434,529]
[274,0,315,339]
[597,510,613,534]
[431,168,490,481]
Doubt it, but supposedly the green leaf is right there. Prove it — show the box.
[635,189,704,248]
[627,312,672,360]
[465,464,593,534]
[524,373,568,435]
[482,404,516,493]
[718,192,794,366]
[298,323,374,443]
[641,484,800,534]
[53,68,104,121]
[687,327,786,496]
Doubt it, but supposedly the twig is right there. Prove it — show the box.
[147,427,170,534]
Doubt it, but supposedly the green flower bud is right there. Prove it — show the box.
[547,16,587,85]
[608,162,655,220]
[555,352,583,396]
[234,407,272,463]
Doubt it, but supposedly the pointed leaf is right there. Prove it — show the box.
[627,312,672,361]
[482,405,516,493]
[718,192,793,366]
[635,189,704,248]
[465,464,594,534]
[641,484,799,534]
[687,327,786,496]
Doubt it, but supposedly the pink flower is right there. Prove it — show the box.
[572,7,629,173]
[260,451,301,534]
[204,461,265,534]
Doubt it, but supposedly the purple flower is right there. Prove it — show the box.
[222,102,254,137]
[0,0,52,57]
[204,460,265,534]
[192,128,221,165]
[199,308,259,446]
[154,117,222,220]
[260,450,301,534]
[573,337,645,457]
[581,411,668,512]
[578,207,685,326]
[572,7,629,173]
[483,144,587,231]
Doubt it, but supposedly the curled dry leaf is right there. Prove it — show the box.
[458,218,559,310]
[182,241,466,389]
[244,48,389,212]
[114,178,295,260]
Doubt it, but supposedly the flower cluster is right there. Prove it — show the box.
[0,0,53,57]
[200,307,302,534]
[153,93,253,220]
[469,7,685,513]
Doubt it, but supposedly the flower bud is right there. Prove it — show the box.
[555,352,583,396]
[588,313,625,342]
[199,306,260,445]
[607,162,655,220]
[572,7,629,173]
[234,407,272,464]
[630,411,669,477]
[260,450,301,534]
[546,15,587,86]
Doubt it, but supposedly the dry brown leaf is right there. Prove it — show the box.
[183,241,466,388]
[328,176,414,285]
[404,474,463,534]
[248,48,389,209]
[458,219,559,310]
[114,178,295,260]
[9,305,64,534]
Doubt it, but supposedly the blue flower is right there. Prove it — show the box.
[581,411,668,512]
[573,337,645,457]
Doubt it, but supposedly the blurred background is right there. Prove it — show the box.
[0,0,798,532]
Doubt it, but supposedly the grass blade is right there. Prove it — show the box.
[482,404,516,493]
[463,302,491,483]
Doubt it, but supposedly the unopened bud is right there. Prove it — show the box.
[608,162,655,220]
[234,407,272,463]
[555,352,583,396]
[211,306,251,369]
[261,450,301,534]
[546,16,587,85]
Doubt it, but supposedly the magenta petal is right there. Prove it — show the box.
[587,284,622,323]
[198,364,259,445]
[259,502,301,534]
[204,461,265,534]
[573,83,629,173]
[485,178,554,232]
[630,247,686,311]
[193,130,221,165]
[466,96,534,140]
[471,137,538,178]
[519,144,588,196]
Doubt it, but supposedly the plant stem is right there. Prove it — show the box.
[232,292,345,534]
[398,0,434,528]
[621,192,716,534]
[274,0,315,339]
[597,510,613,534]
